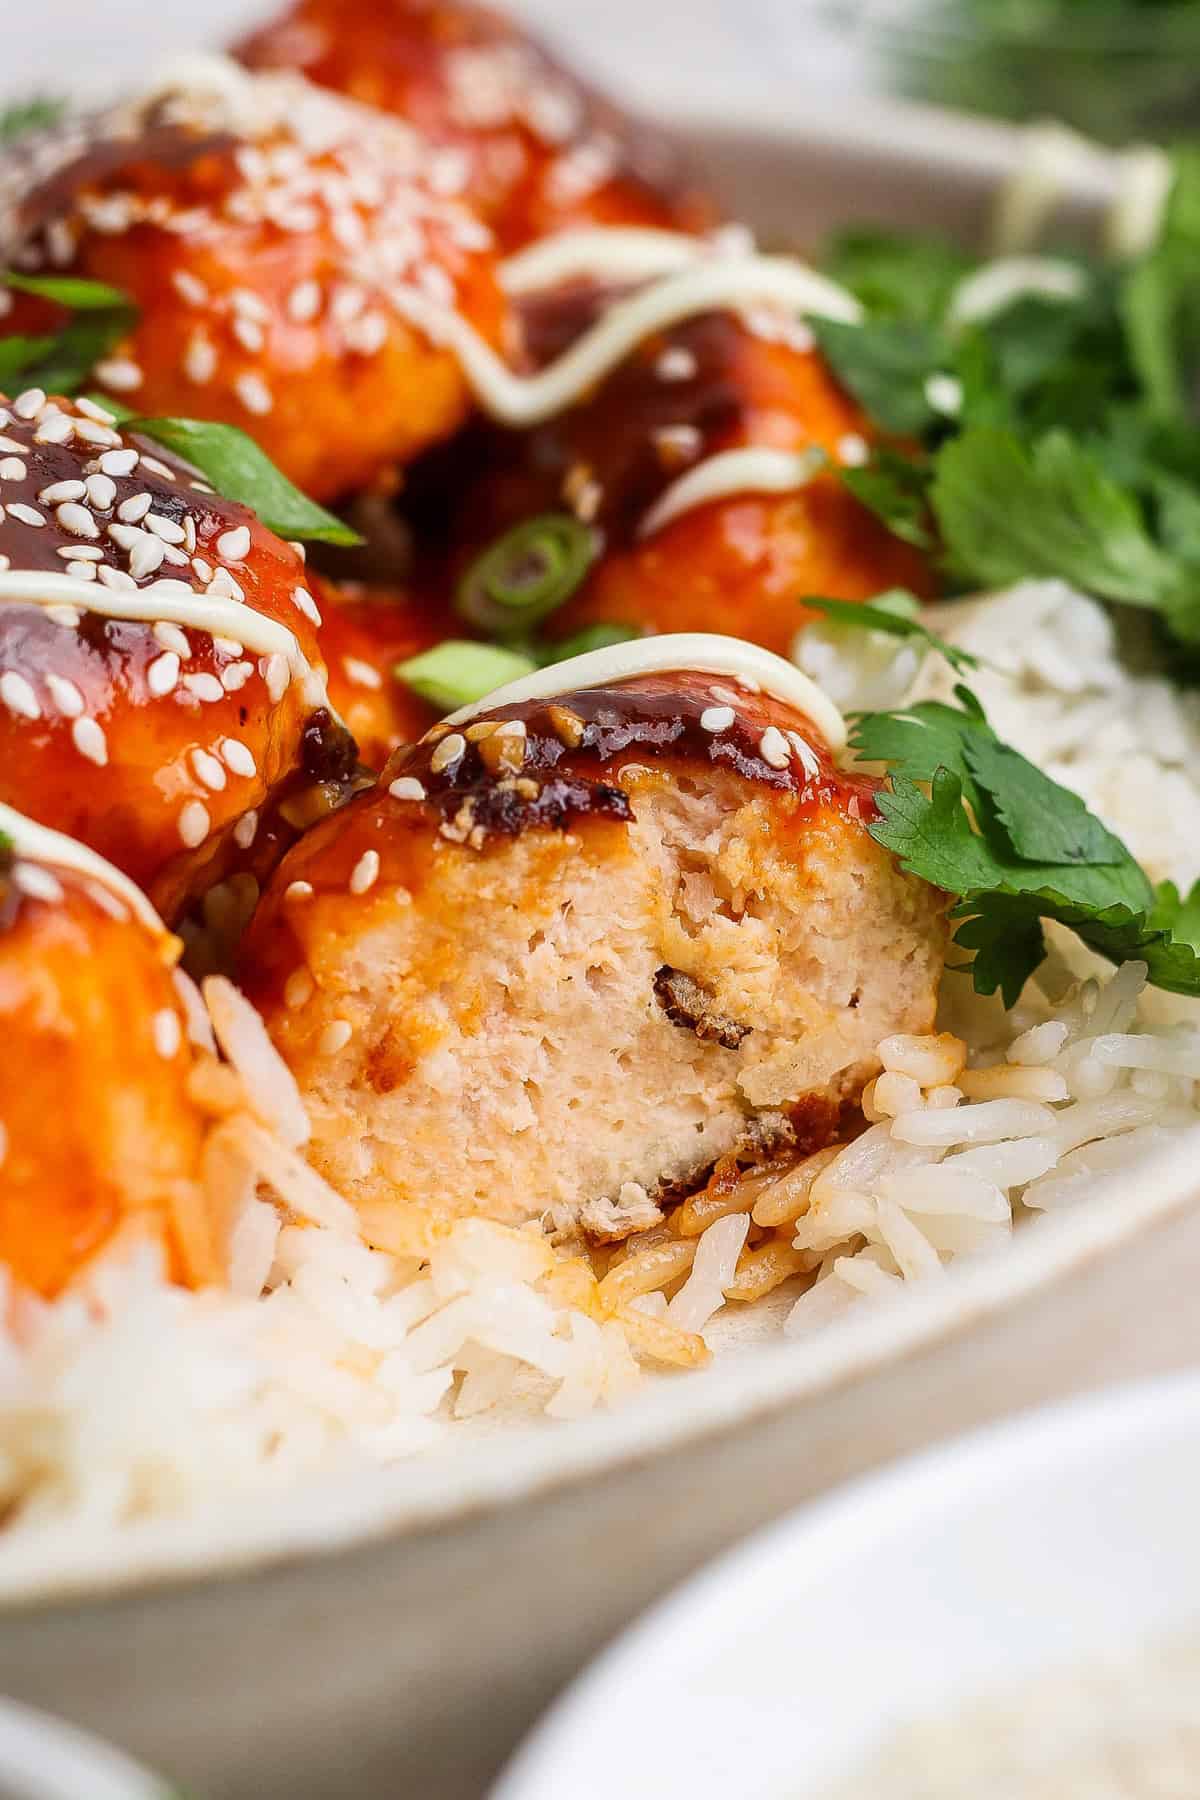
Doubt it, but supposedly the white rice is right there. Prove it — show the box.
[0,579,1198,1535]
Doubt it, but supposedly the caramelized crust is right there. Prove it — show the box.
[236,0,714,249]
[0,395,347,920]
[1,69,506,499]
[0,864,212,1298]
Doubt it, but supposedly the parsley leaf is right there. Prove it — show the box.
[848,686,1200,1003]
[803,594,978,675]
[0,98,64,144]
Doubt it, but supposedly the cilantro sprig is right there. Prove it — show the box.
[852,687,1200,1003]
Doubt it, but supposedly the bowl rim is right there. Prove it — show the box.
[0,93,1190,1614]
[491,1364,1200,1800]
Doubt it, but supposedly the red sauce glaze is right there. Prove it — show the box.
[235,0,715,250]
[0,395,345,921]
[240,666,878,1004]
[4,90,507,500]
[314,578,445,769]
[409,305,932,657]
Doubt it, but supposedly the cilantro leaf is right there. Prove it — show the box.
[803,594,978,676]
[0,98,64,144]
[821,229,972,325]
[810,317,949,437]
[959,733,1128,867]
[931,426,1186,611]
[838,449,933,548]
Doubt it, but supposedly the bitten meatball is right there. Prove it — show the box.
[0,391,352,921]
[236,0,713,249]
[240,636,947,1239]
[0,817,218,1297]
[1,58,507,499]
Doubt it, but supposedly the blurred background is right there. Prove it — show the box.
[12,0,1200,142]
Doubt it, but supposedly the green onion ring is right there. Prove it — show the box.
[456,513,599,638]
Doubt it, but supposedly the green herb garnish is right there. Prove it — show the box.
[456,514,598,637]
[0,97,65,144]
[396,640,536,712]
[852,685,1200,1002]
[804,593,980,675]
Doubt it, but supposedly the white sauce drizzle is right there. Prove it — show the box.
[442,631,847,753]
[637,446,825,539]
[0,802,165,937]
[946,256,1086,329]
[392,255,861,429]
[500,227,711,295]
[0,573,325,706]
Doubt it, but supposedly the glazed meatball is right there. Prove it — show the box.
[0,59,506,500]
[415,296,929,659]
[0,821,217,1297]
[0,391,351,921]
[236,0,713,249]
[315,579,444,770]
[240,637,947,1240]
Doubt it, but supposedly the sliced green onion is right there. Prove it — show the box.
[4,273,129,310]
[396,641,536,713]
[536,622,639,665]
[456,514,598,638]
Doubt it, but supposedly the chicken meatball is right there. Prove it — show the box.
[315,578,444,770]
[1,58,506,500]
[236,0,712,250]
[240,636,947,1239]
[0,390,351,921]
[0,813,218,1297]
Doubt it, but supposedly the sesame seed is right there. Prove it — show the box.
[139,456,175,481]
[235,373,273,415]
[56,544,103,561]
[74,397,115,425]
[183,333,217,384]
[153,1009,182,1059]
[117,493,152,524]
[288,541,306,562]
[0,437,23,454]
[216,525,252,563]
[388,776,427,802]
[153,621,190,657]
[0,458,27,482]
[191,747,227,791]
[146,652,180,697]
[291,584,322,626]
[72,717,108,765]
[212,636,243,657]
[232,316,265,354]
[178,800,211,848]
[94,358,144,393]
[284,880,314,902]
[262,653,289,704]
[5,502,44,528]
[33,414,74,446]
[191,557,213,584]
[787,731,820,778]
[343,655,382,690]
[230,288,270,324]
[171,270,209,307]
[145,512,186,544]
[318,1020,352,1055]
[57,501,99,539]
[287,279,322,322]
[700,705,735,733]
[221,661,254,692]
[46,674,84,717]
[183,673,224,702]
[98,448,139,478]
[13,389,45,419]
[0,672,40,719]
[46,605,80,627]
[73,419,121,448]
[38,480,85,505]
[97,565,136,591]
[758,726,791,769]
[219,737,256,778]
[233,809,259,850]
[284,967,314,1009]
[349,849,380,895]
[143,579,195,599]
[655,345,698,382]
[836,432,869,467]
[129,534,166,579]
[84,474,117,511]
[430,732,466,774]
[65,560,98,582]
[209,567,245,602]
[344,312,388,355]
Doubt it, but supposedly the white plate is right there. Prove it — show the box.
[496,1369,1200,1799]
[0,75,1197,1800]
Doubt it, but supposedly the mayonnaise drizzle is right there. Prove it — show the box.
[500,227,712,295]
[393,255,861,429]
[946,256,1085,330]
[0,802,165,937]
[0,573,325,706]
[442,631,847,753]
[637,446,825,539]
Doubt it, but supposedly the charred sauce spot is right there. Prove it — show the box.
[653,965,750,1050]
[300,708,358,784]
